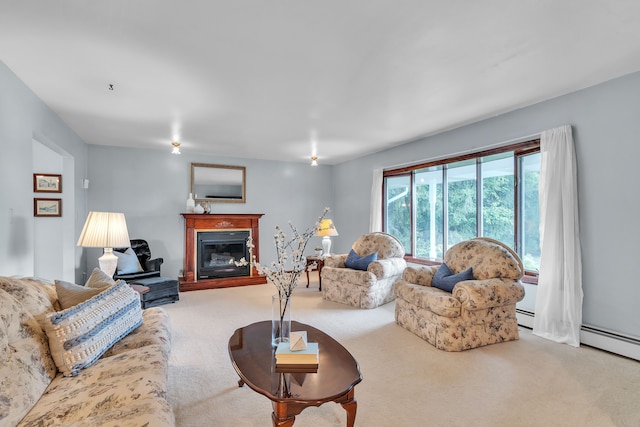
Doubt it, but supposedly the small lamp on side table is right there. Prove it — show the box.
[77,211,131,277]
[316,219,339,256]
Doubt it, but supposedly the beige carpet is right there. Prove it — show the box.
[163,278,640,427]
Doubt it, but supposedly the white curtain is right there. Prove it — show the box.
[369,168,383,232]
[533,125,583,347]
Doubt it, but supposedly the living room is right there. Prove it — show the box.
[2,2,640,426]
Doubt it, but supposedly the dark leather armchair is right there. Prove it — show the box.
[113,239,163,281]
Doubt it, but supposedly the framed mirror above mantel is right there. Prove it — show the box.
[191,163,246,203]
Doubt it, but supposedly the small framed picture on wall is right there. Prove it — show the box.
[34,198,62,217]
[33,173,62,193]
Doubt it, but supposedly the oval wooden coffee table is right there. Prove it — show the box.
[228,320,362,427]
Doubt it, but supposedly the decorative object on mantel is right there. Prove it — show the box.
[186,193,195,213]
[246,208,330,345]
[194,203,205,214]
[316,218,339,255]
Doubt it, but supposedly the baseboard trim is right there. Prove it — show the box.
[580,325,640,361]
[516,309,640,361]
[516,309,535,329]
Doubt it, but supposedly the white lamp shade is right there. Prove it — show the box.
[316,219,339,237]
[77,212,131,248]
[317,219,338,256]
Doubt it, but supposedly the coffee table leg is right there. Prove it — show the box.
[340,389,357,427]
[272,402,295,427]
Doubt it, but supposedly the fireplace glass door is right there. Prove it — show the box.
[197,231,250,279]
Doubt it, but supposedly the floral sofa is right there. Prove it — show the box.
[0,274,174,426]
[394,238,525,351]
[321,232,406,309]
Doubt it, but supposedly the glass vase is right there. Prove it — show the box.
[272,294,291,346]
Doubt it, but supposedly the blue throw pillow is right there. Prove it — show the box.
[344,249,378,271]
[432,262,474,292]
[114,247,143,275]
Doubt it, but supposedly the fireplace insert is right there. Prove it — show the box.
[197,231,251,279]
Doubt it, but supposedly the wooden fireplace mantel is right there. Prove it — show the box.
[179,213,267,291]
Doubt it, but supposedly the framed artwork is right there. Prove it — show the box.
[33,173,62,193]
[34,198,62,217]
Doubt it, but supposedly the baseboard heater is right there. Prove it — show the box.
[516,309,640,361]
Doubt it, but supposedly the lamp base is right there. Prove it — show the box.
[321,236,332,256]
[98,248,118,278]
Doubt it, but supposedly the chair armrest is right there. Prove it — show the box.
[400,265,438,286]
[323,254,347,268]
[145,257,163,273]
[453,278,525,310]
[368,258,407,279]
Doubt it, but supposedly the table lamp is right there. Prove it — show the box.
[77,211,131,277]
[316,219,339,256]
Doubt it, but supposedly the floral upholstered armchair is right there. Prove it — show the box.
[321,232,406,309]
[394,237,525,351]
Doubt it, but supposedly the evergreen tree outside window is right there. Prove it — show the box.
[382,139,540,281]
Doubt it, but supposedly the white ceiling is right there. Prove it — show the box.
[2,1,640,165]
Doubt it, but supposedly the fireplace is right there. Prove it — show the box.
[197,231,250,279]
[180,213,266,291]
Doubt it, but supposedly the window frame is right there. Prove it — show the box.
[383,139,540,284]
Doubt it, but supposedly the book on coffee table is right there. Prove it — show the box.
[275,363,318,373]
[275,342,319,366]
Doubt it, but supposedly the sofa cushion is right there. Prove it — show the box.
[394,281,462,317]
[344,249,378,271]
[43,280,142,376]
[0,288,57,426]
[101,307,172,360]
[115,247,144,275]
[432,263,474,292]
[16,345,173,427]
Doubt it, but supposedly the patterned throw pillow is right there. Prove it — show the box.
[344,249,378,271]
[43,280,142,376]
[432,262,474,293]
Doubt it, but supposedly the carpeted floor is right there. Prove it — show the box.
[163,279,640,427]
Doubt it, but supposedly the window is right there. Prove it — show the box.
[385,175,411,251]
[519,152,541,272]
[383,140,540,281]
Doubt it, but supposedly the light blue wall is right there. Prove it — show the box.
[85,146,333,279]
[0,61,88,282]
[4,54,639,341]
[332,71,640,339]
